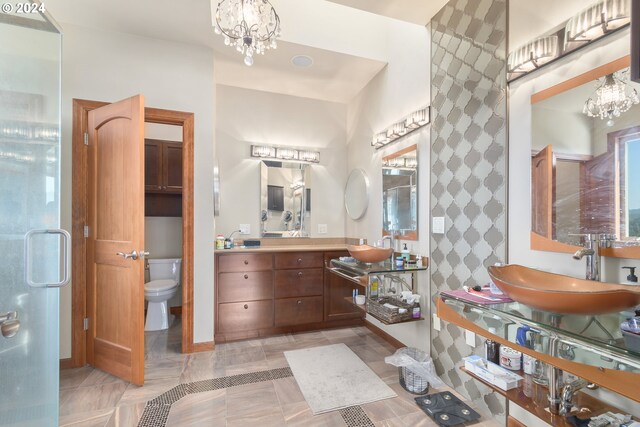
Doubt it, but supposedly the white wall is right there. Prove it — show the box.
[215,84,348,238]
[346,20,431,351]
[59,23,216,357]
[508,28,640,416]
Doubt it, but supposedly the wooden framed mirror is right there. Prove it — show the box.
[382,145,418,240]
[530,55,640,258]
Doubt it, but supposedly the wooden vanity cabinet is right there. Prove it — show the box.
[215,253,274,337]
[274,252,324,327]
[324,251,363,322]
[214,250,364,342]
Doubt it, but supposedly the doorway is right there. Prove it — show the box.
[68,98,197,381]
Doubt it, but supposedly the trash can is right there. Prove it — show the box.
[397,347,430,394]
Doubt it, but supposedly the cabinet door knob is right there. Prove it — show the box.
[244,304,249,309]
[298,271,303,277]
[157,185,162,190]
[244,274,249,279]
[297,300,302,304]
[244,260,249,265]
[297,258,303,263]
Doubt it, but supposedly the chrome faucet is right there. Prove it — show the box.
[558,377,589,416]
[382,233,396,264]
[571,233,601,281]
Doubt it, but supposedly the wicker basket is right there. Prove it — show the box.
[366,297,415,324]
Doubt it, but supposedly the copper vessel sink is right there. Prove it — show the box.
[488,264,640,315]
[347,245,393,264]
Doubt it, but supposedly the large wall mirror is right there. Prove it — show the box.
[531,55,640,258]
[260,161,310,237]
[382,145,418,240]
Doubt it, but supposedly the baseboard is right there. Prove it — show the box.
[365,320,406,349]
[60,358,74,370]
[191,341,215,352]
[170,306,182,316]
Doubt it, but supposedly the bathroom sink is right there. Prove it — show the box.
[488,264,640,315]
[347,245,393,264]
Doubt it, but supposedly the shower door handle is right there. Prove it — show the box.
[0,311,20,338]
[24,229,71,288]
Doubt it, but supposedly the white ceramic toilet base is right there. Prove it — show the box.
[145,300,175,331]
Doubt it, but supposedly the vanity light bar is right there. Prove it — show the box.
[250,145,320,163]
[507,35,559,73]
[565,0,630,47]
[371,106,430,150]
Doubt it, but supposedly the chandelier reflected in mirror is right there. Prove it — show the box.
[584,70,640,126]
[213,0,281,66]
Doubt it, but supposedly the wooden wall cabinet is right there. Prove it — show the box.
[145,139,183,193]
[145,139,182,217]
[214,250,364,342]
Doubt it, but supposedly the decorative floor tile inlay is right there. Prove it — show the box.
[137,366,375,426]
[339,406,375,427]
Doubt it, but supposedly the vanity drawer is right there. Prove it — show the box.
[274,252,323,269]
[217,300,274,332]
[218,253,273,272]
[275,296,323,327]
[218,272,273,303]
[274,268,323,298]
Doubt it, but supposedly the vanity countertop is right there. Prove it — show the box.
[214,244,349,254]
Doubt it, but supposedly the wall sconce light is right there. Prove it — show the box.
[371,106,430,150]
[565,0,630,49]
[508,35,559,73]
[250,144,320,163]
[382,156,418,169]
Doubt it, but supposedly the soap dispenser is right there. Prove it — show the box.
[622,266,638,285]
[401,243,410,262]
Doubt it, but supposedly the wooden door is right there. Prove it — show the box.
[87,95,145,385]
[323,252,363,322]
[580,152,616,234]
[531,145,556,240]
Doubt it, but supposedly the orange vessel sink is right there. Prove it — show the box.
[347,245,393,264]
[487,264,640,315]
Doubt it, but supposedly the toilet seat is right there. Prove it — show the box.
[145,279,178,292]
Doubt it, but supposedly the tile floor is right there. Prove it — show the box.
[59,320,501,426]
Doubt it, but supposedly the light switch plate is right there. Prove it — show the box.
[465,330,476,347]
[432,217,445,234]
[239,224,251,235]
[432,313,441,331]
[318,224,328,234]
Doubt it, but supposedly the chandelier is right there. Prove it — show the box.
[584,71,639,126]
[214,0,281,66]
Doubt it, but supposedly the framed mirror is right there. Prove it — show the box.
[531,55,640,258]
[382,145,418,240]
[344,169,369,220]
[260,161,310,237]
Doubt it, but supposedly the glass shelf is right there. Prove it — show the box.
[330,258,428,276]
[440,293,640,374]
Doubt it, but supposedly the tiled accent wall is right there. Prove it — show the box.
[430,0,508,420]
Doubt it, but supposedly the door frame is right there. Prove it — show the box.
[69,98,198,368]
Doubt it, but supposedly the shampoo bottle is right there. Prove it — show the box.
[401,243,410,262]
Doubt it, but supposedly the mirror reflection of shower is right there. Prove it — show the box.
[260,161,311,238]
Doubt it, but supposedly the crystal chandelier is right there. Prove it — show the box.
[214,0,281,66]
[584,71,639,126]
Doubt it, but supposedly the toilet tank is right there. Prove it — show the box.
[148,258,182,283]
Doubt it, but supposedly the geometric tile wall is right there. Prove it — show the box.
[430,0,508,421]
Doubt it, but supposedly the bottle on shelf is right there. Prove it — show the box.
[485,327,500,364]
[401,243,410,262]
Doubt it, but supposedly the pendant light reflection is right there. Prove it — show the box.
[583,71,640,126]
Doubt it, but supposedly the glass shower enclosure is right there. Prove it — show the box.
[0,5,67,426]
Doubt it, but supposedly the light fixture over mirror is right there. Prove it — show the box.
[251,144,320,163]
[213,0,281,66]
[565,0,630,49]
[371,107,429,150]
[507,36,559,74]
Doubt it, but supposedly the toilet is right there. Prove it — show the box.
[144,258,181,331]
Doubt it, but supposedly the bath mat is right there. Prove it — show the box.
[284,343,397,415]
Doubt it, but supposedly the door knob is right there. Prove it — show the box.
[116,250,138,260]
[139,250,150,259]
[0,311,19,338]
